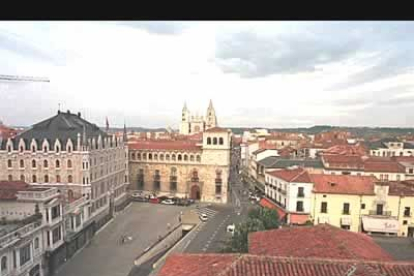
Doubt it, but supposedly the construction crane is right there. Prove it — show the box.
[0,74,50,83]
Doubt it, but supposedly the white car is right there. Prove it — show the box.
[131,191,142,198]
[199,213,208,222]
[161,199,175,205]
[227,224,235,235]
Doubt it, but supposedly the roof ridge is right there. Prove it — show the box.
[290,169,307,182]
[216,254,244,276]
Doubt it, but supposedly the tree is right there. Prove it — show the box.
[248,207,280,230]
[222,218,265,253]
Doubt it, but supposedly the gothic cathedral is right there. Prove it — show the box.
[179,100,218,135]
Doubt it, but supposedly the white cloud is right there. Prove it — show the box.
[1,21,414,128]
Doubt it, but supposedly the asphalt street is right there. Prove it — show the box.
[184,145,255,253]
[55,203,187,276]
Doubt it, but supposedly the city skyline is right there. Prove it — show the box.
[1,21,414,128]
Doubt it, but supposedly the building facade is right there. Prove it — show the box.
[179,100,218,135]
[129,127,231,203]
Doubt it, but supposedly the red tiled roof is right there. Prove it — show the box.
[267,168,311,183]
[364,159,405,173]
[323,144,368,156]
[310,174,376,195]
[0,181,30,200]
[249,224,393,261]
[387,181,414,196]
[322,155,364,169]
[205,127,229,133]
[128,140,201,151]
[158,254,413,276]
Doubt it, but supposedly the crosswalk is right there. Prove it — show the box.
[191,207,218,219]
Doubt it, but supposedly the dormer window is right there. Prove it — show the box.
[68,146,72,153]
[7,145,11,152]
[56,146,60,153]
[43,146,48,153]
[20,146,24,153]
[32,145,36,153]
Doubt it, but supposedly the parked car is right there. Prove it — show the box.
[149,198,160,204]
[199,213,208,222]
[131,191,142,198]
[161,199,175,205]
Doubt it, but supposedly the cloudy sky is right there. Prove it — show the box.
[1,21,414,129]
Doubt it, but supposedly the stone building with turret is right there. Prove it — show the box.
[179,100,218,135]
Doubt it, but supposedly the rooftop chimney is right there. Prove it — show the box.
[77,112,81,117]
[67,110,71,114]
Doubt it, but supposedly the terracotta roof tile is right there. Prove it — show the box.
[267,168,311,183]
[205,127,229,133]
[128,140,201,151]
[158,254,414,276]
[364,159,406,173]
[0,181,30,200]
[310,174,376,195]
[249,224,392,261]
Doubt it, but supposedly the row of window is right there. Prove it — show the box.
[7,159,72,169]
[7,174,73,183]
[131,152,201,163]
[371,150,412,157]
[206,137,224,145]
[6,144,72,153]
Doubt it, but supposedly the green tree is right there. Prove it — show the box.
[248,207,280,230]
[222,218,265,253]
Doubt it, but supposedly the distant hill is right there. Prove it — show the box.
[227,125,414,138]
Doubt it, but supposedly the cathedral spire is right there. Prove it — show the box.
[208,99,214,110]
[183,101,188,111]
[123,122,127,142]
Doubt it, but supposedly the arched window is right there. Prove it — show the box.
[44,175,49,183]
[20,160,24,168]
[68,175,73,183]
[207,137,211,145]
[20,146,24,152]
[148,153,152,160]
[166,154,170,161]
[68,145,72,153]
[8,175,12,181]
[7,160,12,168]
[32,160,36,168]
[184,155,188,161]
[219,137,224,145]
[1,256,7,272]
[7,145,11,152]
[56,175,61,183]
[172,154,176,161]
[190,155,194,162]
[56,146,60,153]
[171,167,177,177]
[131,152,136,160]
[67,160,72,168]
[32,145,36,152]
[20,175,25,181]
[160,154,164,161]
[213,137,218,145]
[43,146,48,153]
[196,155,201,162]
[32,175,37,183]
[56,160,60,168]
[142,153,147,160]
[43,160,48,168]
[137,153,141,160]
[178,154,182,161]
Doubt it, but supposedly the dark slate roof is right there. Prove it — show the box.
[1,111,109,150]
[258,157,323,169]
[403,142,414,149]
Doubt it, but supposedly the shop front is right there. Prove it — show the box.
[362,216,399,236]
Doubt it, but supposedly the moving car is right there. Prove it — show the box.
[199,213,208,222]
[227,224,235,235]
[161,199,175,205]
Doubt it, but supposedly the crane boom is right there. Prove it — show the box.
[0,74,50,82]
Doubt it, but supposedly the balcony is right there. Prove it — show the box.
[368,210,392,216]
[0,220,42,248]
[17,187,59,201]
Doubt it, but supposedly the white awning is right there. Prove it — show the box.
[341,217,352,226]
[318,216,330,224]
[362,216,399,233]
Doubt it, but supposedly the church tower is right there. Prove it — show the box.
[179,102,190,135]
[205,99,217,130]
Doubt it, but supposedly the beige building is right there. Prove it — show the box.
[129,127,231,203]
[179,100,217,135]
